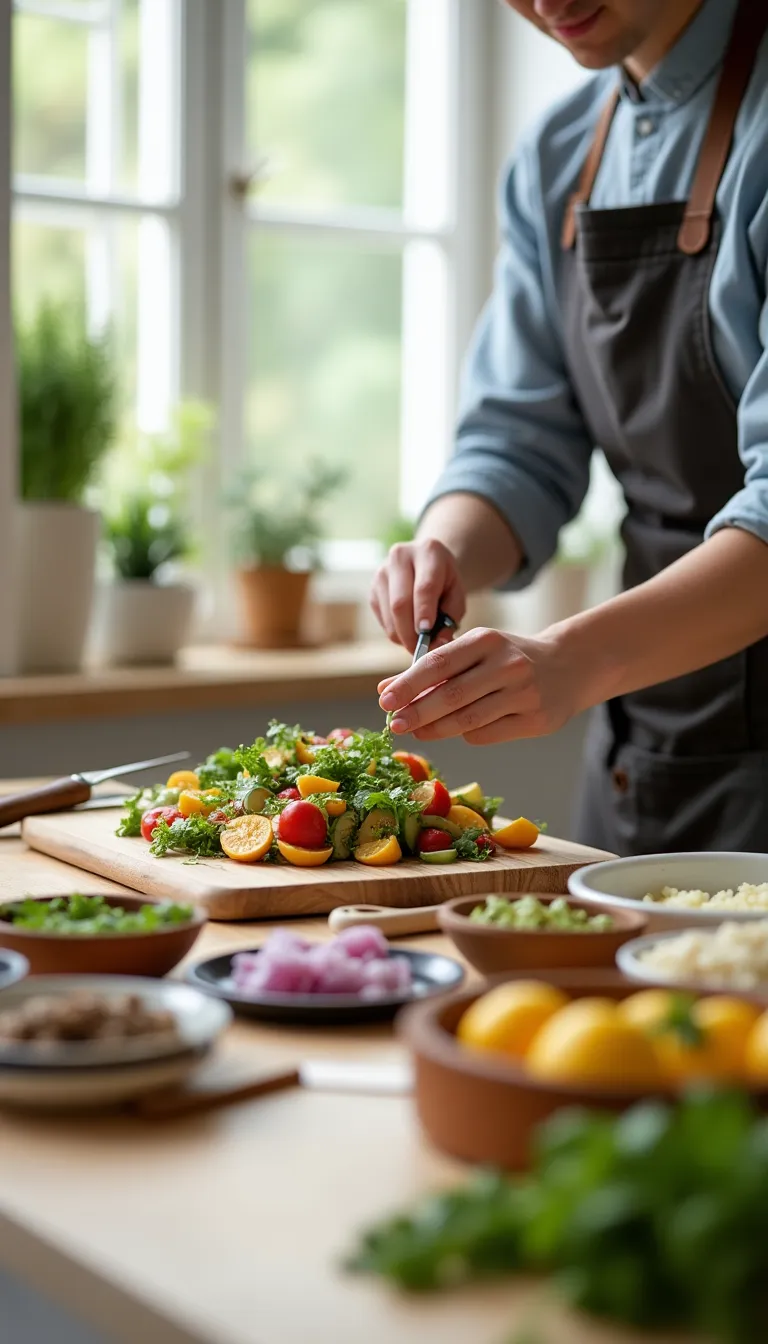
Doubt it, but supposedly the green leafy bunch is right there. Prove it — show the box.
[18,299,117,502]
[348,1089,768,1343]
[224,459,344,569]
[103,401,214,581]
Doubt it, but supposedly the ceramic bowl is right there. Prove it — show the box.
[0,949,29,993]
[0,894,206,977]
[568,852,768,932]
[616,926,768,997]
[437,893,647,977]
[399,969,768,1171]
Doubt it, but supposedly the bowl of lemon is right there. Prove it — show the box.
[399,970,768,1169]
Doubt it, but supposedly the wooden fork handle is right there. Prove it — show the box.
[133,1069,302,1120]
[0,777,91,829]
[328,905,440,936]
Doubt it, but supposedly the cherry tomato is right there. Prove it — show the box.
[411,779,452,818]
[278,799,328,849]
[140,806,182,843]
[417,827,454,853]
[207,803,244,823]
[277,787,302,801]
[328,728,355,745]
[475,832,496,856]
[393,750,430,783]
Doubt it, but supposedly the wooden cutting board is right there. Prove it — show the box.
[21,810,612,921]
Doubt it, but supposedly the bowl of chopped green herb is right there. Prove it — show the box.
[437,893,647,977]
[0,893,205,977]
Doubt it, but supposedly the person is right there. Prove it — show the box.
[370,0,768,857]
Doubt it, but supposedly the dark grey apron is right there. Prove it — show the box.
[559,0,768,856]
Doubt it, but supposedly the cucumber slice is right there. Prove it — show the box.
[419,848,458,865]
[403,812,421,854]
[419,813,462,841]
[357,806,397,847]
[242,786,271,815]
[330,810,358,860]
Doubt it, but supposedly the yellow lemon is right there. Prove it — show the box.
[166,769,200,791]
[297,775,341,797]
[526,998,663,1088]
[353,836,403,866]
[276,839,334,867]
[493,818,540,850]
[619,990,757,1083]
[220,814,273,863]
[745,1010,768,1084]
[456,981,569,1060]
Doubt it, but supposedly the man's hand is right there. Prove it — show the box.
[377,625,598,744]
[370,539,466,654]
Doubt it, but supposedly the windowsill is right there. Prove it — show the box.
[0,641,409,726]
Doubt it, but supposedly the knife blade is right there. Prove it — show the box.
[413,609,456,664]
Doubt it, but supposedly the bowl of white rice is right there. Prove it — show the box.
[568,853,768,932]
[616,921,768,996]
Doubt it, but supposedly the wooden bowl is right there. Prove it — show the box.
[399,969,768,1171]
[0,895,206,978]
[437,893,647,976]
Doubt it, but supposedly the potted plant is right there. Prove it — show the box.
[16,301,117,671]
[93,403,213,666]
[225,460,343,648]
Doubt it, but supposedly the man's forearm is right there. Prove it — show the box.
[417,493,523,594]
[554,526,768,711]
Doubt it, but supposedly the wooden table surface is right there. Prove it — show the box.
[0,823,695,1344]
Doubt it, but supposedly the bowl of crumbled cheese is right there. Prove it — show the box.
[616,920,768,996]
[568,854,768,932]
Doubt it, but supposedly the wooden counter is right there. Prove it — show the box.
[0,831,695,1344]
[0,641,409,726]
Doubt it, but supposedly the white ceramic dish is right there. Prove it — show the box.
[0,1047,210,1111]
[568,853,768,932]
[0,948,29,992]
[616,927,768,997]
[0,974,231,1071]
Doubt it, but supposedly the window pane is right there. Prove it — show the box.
[12,211,171,424]
[13,13,88,180]
[247,233,402,540]
[13,0,174,201]
[247,0,407,211]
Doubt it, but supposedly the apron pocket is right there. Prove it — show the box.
[627,746,768,854]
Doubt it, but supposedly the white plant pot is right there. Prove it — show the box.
[93,580,196,666]
[17,502,100,673]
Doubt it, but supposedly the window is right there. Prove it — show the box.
[12,0,180,434]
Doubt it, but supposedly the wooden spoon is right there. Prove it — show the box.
[327,904,440,936]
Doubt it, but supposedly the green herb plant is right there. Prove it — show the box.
[224,460,344,570]
[18,300,117,501]
[103,401,213,582]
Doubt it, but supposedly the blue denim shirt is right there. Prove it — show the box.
[428,0,768,588]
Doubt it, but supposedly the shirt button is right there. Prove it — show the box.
[637,116,655,137]
[612,767,629,794]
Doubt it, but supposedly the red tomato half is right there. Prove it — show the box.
[277,787,302,801]
[328,728,354,745]
[411,779,451,818]
[417,828,454,854]
[475,833,496,856]
[393,750,431,783]
[140,806,182,843]
[278,800,328,849]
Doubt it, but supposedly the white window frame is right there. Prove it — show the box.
[10,0,499,641]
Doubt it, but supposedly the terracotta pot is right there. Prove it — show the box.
[236,567,311,648]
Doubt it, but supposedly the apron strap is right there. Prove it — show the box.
[561,0,768,255]
[678,0,768,254]
[560,89,619,250]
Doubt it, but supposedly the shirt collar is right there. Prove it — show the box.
[618,0,739,106]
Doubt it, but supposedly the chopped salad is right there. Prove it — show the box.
[116,721,542,868]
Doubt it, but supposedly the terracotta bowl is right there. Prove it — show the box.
[0,895,206,978]
[399,969,768,1171]
[437,893,647,977]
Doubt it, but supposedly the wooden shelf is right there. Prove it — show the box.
[0,642,409,726]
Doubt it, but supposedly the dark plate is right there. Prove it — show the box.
[185,947,465,1025]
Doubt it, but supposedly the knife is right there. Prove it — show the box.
[134,1059,414,1120]
[413,609,457,664]
[0,751,191,829]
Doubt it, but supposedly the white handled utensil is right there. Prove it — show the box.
[328,904,440,936]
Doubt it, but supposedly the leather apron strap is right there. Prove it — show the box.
[561,0,768,254]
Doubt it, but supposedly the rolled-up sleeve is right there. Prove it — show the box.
[423,138,594,590]
[706,278,768,548]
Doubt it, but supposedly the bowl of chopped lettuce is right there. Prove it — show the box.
[0,893,205,977]
[437,893,647,977]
